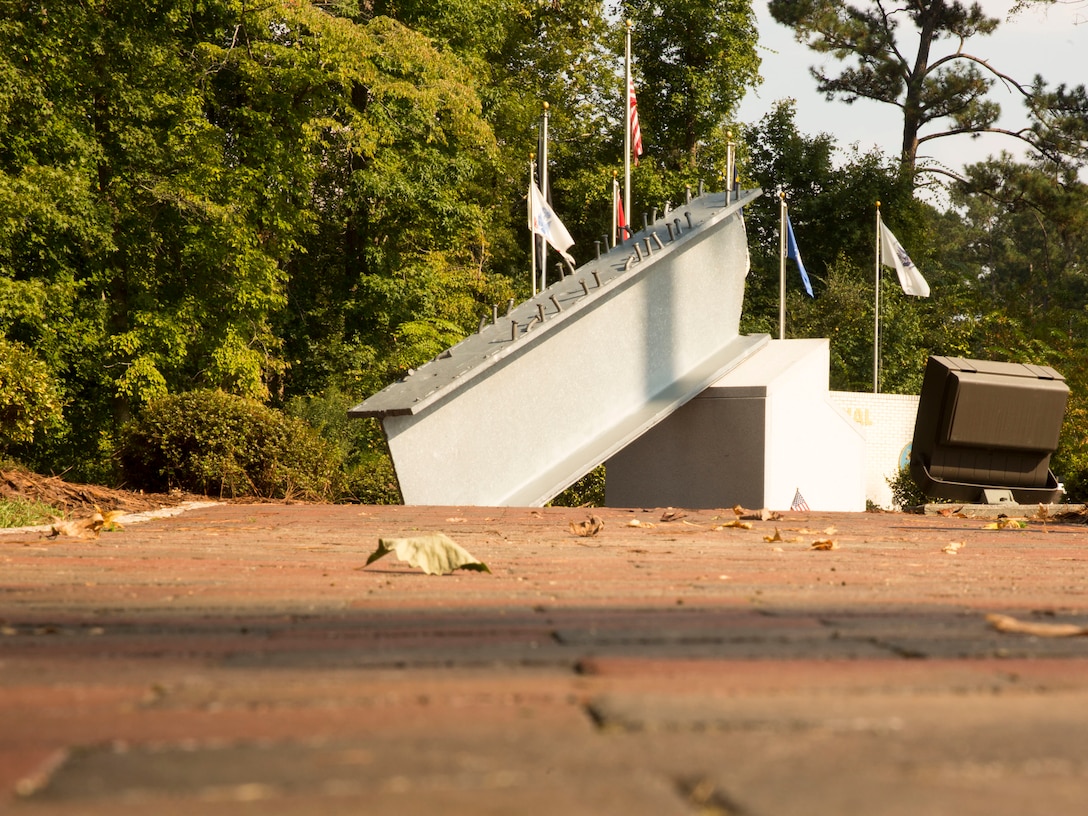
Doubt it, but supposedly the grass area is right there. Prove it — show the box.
[0,496,60,528]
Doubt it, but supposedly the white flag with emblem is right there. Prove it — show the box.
[528,182,575,266]
[879,222,929,297]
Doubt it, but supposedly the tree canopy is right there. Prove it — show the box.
[767,0,1088,176]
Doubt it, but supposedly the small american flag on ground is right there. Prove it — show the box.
[791,488,810,512]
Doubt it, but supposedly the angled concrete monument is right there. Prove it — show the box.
[350,189,767,506]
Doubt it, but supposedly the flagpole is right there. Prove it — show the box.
[874,201,881,395]
[726,133,736,205]
[530,155,537,296]
[539,102,549,293]
[779,190,787,340]
[611,172,618,249]
[624,20,632,238]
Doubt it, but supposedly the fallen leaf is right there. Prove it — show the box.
[660,508,687,522]
[986,613,1088,638]
[365,533,491,575]
[49,519,96,539]
[823,526,837,536]
[100,509,125,532]
[942,541,965,554]
[626,518,655,528]
[570,515,604,537]
[733,505,781,521]
[445,517,467,523]
[810,539,838,551]
[714,520,753,530]
[983,518,1028,530]
[49,505,126,540]
[764,528,802,543]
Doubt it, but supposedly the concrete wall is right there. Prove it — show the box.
[828,392,920,509]
[607,339,867,511]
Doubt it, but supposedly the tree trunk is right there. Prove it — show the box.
[900,9,939,175]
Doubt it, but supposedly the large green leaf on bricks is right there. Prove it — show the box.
[366,534,491,575]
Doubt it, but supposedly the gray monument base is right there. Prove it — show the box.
[605,339,866,512]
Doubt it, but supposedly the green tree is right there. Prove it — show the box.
[741,102,984,392]
[353,1,616,281]
[0,338,63,452]
[952,155,1088,318]
[766,0,1058,177]
[0,1,510,480]
[267,7,512,398]
[620,1,760,167]
[741,102,912,322]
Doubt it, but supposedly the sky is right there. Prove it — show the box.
[736,0,1087,185]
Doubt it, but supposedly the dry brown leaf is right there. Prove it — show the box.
[732,504,781,521]
[810,539,838,551]
[570,515,605,537]
[714,520,753,531]
[101,509,125,532]
[823,526,838,536]
[626,518,655,528]
[983,518,1028,530]
[48,505,123,540]
[365,534,490,575]
[986,613,1088,638]
[445,516,467,523]
[660,508,687,522]
[763,528,783,543]
[942,541,965,554]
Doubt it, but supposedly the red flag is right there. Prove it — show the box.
[628,77,643,165]
[613,178,626,244]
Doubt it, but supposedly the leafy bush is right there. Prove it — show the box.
[342,451,402,504]
[0,338,63,452]
[550,465,606,507]
[887,466,942,510]
[283,389,402,504]
[119,390,343,500]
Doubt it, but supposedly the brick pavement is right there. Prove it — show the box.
[2,502,1088,815]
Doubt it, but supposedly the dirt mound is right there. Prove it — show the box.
[1,470,204,516]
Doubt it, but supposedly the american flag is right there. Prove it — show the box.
[628,77,643,165]
[791,488,810,512]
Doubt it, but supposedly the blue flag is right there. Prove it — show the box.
[786,215,813,297]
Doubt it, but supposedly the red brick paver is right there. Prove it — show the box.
[2,503,1088,814]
